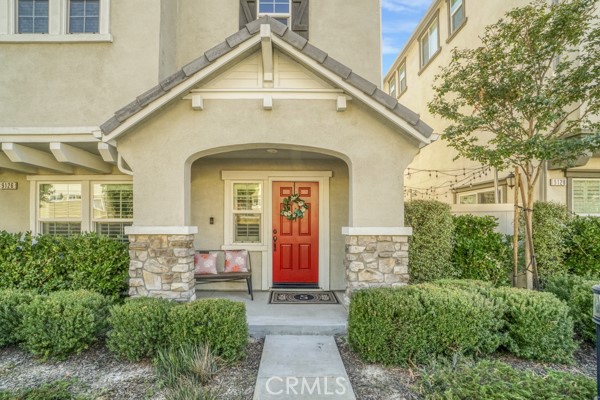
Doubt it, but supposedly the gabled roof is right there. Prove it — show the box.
[100,16,434,145]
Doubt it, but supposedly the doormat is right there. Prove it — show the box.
[269,291,339,304]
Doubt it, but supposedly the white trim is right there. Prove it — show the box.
[185,89,348,101]
[0,126,100,143]
[221,170,331,290]
[27,174,132,181]
[341,227,413,236]
[0,33,112,42]
[124,226,198,235]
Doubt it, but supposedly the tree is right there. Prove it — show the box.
[429,0,600,289]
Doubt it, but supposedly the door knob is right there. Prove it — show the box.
[272,236,277,251]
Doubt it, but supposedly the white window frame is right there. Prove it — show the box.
[257,0,291,26]
[225,180,265,246]
[388,76,396,99]
[27,175,132,235]
[0,0,111,42]
[449,0,465,35]
[571,178,600,216]
[398,62,407,94]
[37,181,84,235]
[91,181,134,239]
[420,16,440,69]
[458,187,502,205]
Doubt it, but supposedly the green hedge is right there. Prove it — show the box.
[565,217,600,278]
[348,286,504,365]
[569,279,600,343]
[543,274,585,302]
[19,290,110,360]
[418,359,596,400]
[490,287,576,363]
[0,231,128,299]
[107,297,176,361]
[532,202,570,279]
[168,299,248,361]
[405,200,456,282]
[0,289,36,347]
[452,215,510,285]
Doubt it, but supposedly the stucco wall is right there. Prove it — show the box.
[0,172,30,233]
[190,157,349,291]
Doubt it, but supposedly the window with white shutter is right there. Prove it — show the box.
[572,179,600,215]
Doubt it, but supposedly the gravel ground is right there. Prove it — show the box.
[0,338,264,400]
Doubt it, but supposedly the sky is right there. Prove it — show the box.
[381,0,432,74]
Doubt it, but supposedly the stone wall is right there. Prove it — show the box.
[128,234,196,301]
[344,235,410,302]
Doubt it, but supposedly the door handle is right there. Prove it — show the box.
[273,236,277,252]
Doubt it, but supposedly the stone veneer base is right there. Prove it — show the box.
[128,234,196,302]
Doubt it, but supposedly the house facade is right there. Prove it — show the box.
[0,0,435,300]
[383,0,600,228]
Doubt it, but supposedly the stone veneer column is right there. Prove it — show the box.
[126,227,198,302]
[342,228,412,304]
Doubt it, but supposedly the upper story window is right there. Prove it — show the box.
[258,0,290,26]
[398,63,407,94]
[388,76,397,98]
[449,0,465,35]
[0,0,111,42]
[18,0,48,33]
[420,17,439,69]
[69,0,99,33]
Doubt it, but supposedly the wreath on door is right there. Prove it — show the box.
[280,193,309,221]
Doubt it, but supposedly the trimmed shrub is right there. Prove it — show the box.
[19,290,110,360]
[490,287,576,363]
[569,279,600,343]
[452,215,510,285]
[531,202,570,279]
[0,289,36,347]
[0,231,128,299]
[543,274,585,302]
[405,200,456,282]
[107,297,176,361]
[418,359,596,400]
[348,286,504,366]
[565,216,600,278]
[167,299,248,361]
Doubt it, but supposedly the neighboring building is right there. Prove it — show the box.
[0,0,435,300]
[384,0,600,225]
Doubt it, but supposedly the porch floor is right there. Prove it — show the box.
[195,291,348,338]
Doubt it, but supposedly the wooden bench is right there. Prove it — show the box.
[194,250,254,300]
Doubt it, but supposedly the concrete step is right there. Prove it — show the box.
[253,335,356,400]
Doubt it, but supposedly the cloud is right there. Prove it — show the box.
[381,37,401,55]
[382,18,420,34]
[382,0,431,13]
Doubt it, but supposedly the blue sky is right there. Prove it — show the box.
[381,0,431,74]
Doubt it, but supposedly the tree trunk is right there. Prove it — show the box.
[518,168,540,290]
[512,167,520,287]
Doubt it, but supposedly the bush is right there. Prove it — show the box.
[405,200,456,282]
[452,215,510,285]
[0,289,36,347]
[0,380,80,400]
[565,216,600,278]
[154,343,220,387]
[569,279,600,343]
[0,231,128,299]
[543,274,585,302]
[167,299,248,361]
[418,359,596,400]
[490,287,576,363]
[107,297,176,361]
[348,286,504,366]
[531,202,570,279]
[19,290,110,360]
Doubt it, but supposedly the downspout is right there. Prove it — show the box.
[117,153,133,176]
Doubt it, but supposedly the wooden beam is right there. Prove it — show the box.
[0,153,37,174]
[98,142,118,163]
[2,143,73,174]
[50,142,112,173]
[261,24,273,83]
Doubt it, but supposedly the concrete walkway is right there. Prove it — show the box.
[253,335,356,400]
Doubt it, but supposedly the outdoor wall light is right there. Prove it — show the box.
[506,172,515,189]
[592,285,600,397]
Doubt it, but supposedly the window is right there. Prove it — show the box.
[258,0,291,26]
[449,0,465,35]
[39,183,82,236]
[232,183,262,243]
[398,63,407,94]
[92,183,133,241]
[388,77,397,98]
[420,17,439,68]
[458,190,498,205]
[18,0,48,33]
[69,0,99,33]
[572,179,600,215]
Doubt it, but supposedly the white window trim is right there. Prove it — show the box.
[221,170,332,290]
[449,0,465,35]
[458,187,502,205]
[571,178,600,216]
[224,180,265,247]
[36,181,85,234]
[28,175,132,235]
[0,0,111,42]
[257,0,291,26]
[398,62,407,94]
[91,181,134,232]
[420,16,440,69]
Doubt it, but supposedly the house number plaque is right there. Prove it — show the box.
[0,182,18,190]
[549,179,567,186]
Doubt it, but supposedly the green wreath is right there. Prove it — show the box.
[280,194,309,221]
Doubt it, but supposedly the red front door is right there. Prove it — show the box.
[272,181,319,285]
